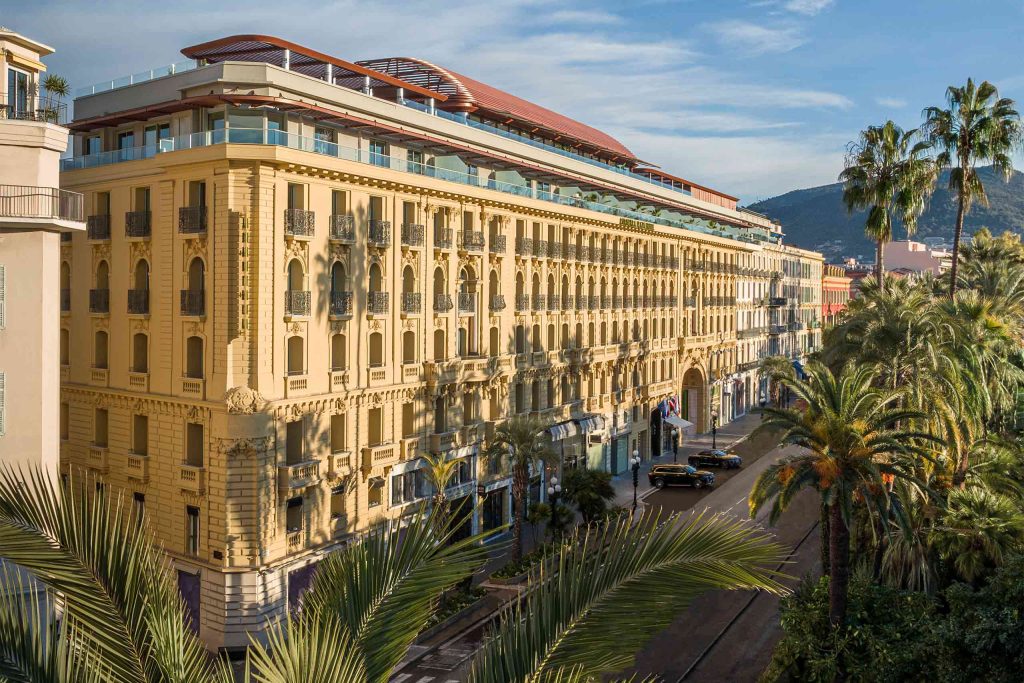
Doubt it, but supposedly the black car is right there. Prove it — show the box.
[688,449,743,469]
[648,464,715,489]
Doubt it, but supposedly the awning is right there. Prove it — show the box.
[548,421,579,441]
[664,415,694,430]
[792,359,807,379]
[575,415,606,433]
[367,476,385,489]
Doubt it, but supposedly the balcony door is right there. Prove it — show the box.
[7,68,29,116]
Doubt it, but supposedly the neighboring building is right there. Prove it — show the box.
[0,28,84,475]
[822,263,852,327]
[58,35,821,650]
[886,240,951,275]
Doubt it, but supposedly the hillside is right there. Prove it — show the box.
[746,166,1024,261]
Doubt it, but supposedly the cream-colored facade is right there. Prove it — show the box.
[58,36,821,650]
[0,28,84,475]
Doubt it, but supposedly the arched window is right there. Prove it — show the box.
[403,330,416,364]
[489,270,499,302]
[186,336,204,378]
[369,332,383,367]
[95,260,109,289]
[402,265,415,295]
[489,326,499,357]
[134,259,150,291]
[433,328,446,361]
[331,262,346,293]
[187,258,204,292]
[94,330,108,369]
[434,395,447,433]
[132,332,148,373]
[60,328,69,365]
[286,336,304,375]
[331,333,346,370]
[368,263,383,293]
[287,259,304,292]
[60,261,70,290]
[515,272,525,300]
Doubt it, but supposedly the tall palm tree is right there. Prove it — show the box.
[839,121,938,283]
[922,79,1023,298]
[759,355,795,407]
[482,416,558,562]
[930,485,1024,583]
[749,361,930,628]
[420,451,460,532]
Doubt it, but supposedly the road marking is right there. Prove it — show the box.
[390,675,412,682]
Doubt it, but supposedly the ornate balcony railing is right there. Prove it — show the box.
[490,235,506,253]
[330,214,355,242]
[434,293,453,312]
[330,290,353,316]
[434,228,452,249]
[178,206,206,234]
[86,214,111,241]
[124,210,151,238]
[401,292,421,313]
[127,289,149,315]
[549,243,562,259]
[401,223,424,247]
[534,240,548,258]
[490,294,506,311]
[458,292,475,312]
[285,290,311,316]
[532,295,546,311]
[89,288,110,313]
[284,209,315,237]
[458,230,484,251]
[578,245,590,262]
[548,295,560,311]
[368,219,391,247]
[367,291,389,314]
[180,289,204,316]
[515,295,529,311]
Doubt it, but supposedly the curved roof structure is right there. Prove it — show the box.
[357,56,637,162]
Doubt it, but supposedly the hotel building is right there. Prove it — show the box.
[0,27,84,475]
[58,35,822,649]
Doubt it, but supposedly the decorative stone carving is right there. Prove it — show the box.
[183,237,207,264]
[217,435,274,458]
[285,239,306,263]
[225,386,266,415]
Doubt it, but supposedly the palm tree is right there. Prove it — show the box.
[749,361,931,628]
[922,79,1023,298]
[930,485,1024,583]
[420,451,460,532]
[759,355,795,407]
[839,121,938,283]
[466,511,786,682]
[482,416,558,562]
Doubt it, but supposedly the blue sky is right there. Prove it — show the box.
[4,0,1023,201]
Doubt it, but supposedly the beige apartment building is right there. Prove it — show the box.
[0,27,84,475]
[58,35,821,650]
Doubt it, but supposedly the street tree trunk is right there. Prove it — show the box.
[949,188,966,301]
[510,463,527,563]
[828,501,851,629]
[820,500,831,577]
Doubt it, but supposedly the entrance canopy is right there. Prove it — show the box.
[575,415,606,433]
[664,415,694,431]
[548,421,579,441]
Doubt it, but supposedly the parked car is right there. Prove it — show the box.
[688,449,743,469]
[648,464,715,490]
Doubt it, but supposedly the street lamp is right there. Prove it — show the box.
[630,450,642,513]
[711,408,719,449]
[546,475,562,531]
[759,392,767,421]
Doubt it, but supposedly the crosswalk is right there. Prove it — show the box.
[390,674,461,683]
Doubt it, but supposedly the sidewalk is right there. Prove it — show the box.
[610,410,765,511]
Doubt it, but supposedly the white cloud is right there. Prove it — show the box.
[539,10,622,25]
[782,0,836,15]
[875,96,908,108]
[705,20,805,55]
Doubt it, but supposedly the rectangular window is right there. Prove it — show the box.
[330,484,346,520]
[187,181,206,208]
[286,420,304,465]
[330,414,346,452]
[132,415,148,455]
[368,480,383,508]
[60,402,69,440]
[407,149,424,174]
[133,492,145,524]
[185,423,204,467]
[286,497,303,533]
[143,123,170,148]
[331,190,347,216]
[94,408,108,447]
[117,131,135,150]
[369,196,384,221]
[85,136,102,155]
[134,187,151,212]
[0,263,5,328]
[314,126,335,154]
[7,68,29,114]
[185,506,200,555]
[368,140,387,167]
[287,183,305,211]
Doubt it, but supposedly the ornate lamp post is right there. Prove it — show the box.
[630,450,642,513]
[546,475,562,530]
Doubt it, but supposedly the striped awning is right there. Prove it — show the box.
[548,421,579,441]
[575,415,606,433]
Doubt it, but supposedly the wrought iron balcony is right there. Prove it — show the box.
[368,220,391,247]
[575,296,586,311]
[402,292,422,313]
[458,230,484,251]
[60,288,71,312]
[549,243,562,259]
[588,295,598,310]
[284,209,315,237]
[367,291,389,314]
[180,289,205,316]
[330,290,353,316]
[490,294,506,311]
[127,289,149,315]
[515,236,532,255]
[434,293,453,312]
[285,290,311,316]
[330,214,355,242]
[601,295,611,309]
[434,228,452,249]
[124,210,151,238]
[0,94,67,124]
[515,295,529,311]
[768,297,787,307]
[534,240,548,258]
[566,244,576,261]
[86,214,111,241]
[401,223,424,247]
[490,235,506,253]
[548,295,559,311]
[458,292,475,313]
[578,245,590,262]
[89,288,109,313]
[532,294,545,311]
[178,206,206,234]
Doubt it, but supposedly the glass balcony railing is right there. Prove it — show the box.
[76,60,198,97]
[61,127,774,245]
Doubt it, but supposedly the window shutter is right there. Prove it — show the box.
[0,372,6,435]
[0,264,6,328]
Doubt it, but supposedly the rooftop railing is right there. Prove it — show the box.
[0,185,83,222]
[61,127,775,245]
[75,60,198,97]
[0,94,68,125]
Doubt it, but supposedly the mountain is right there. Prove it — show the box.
[746,166,1024,262]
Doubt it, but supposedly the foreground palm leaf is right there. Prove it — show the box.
[466,511,786,683]
[275,511,492,683]
[0,468,221,683]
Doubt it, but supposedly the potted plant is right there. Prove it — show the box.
[41,74,70,124]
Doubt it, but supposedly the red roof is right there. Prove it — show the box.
[357,56,637,162]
